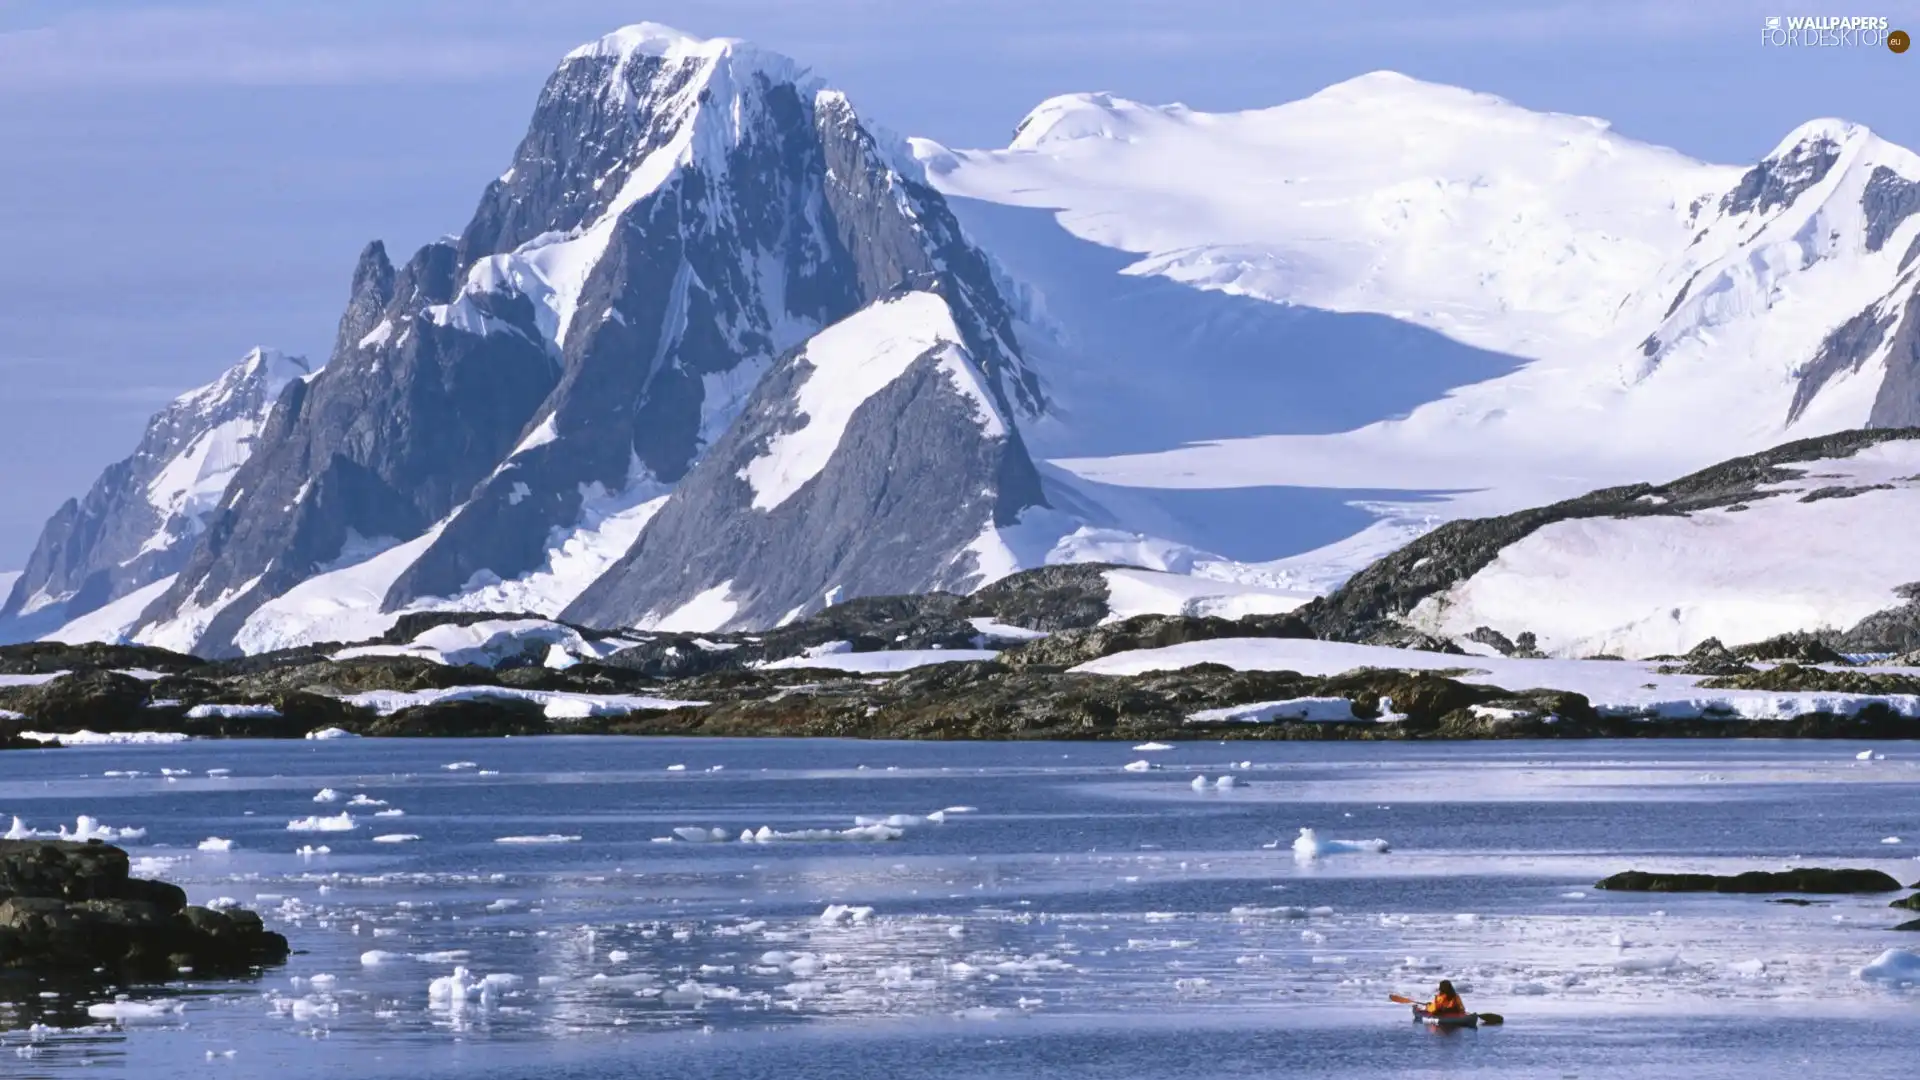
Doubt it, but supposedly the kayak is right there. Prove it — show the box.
[1411,1006,1479,1028]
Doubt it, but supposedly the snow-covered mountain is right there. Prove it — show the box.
[0,348,312,642]
[914,76,1920,578]
[18,50,1920,655]
[122,24,1050,654]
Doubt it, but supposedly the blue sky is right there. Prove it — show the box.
[2,0,1915,565]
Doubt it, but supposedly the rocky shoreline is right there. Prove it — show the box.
[0,839,286,979]
[6,565,1920,745]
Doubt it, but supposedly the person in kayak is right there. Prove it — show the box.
[1423,980,1467,1017]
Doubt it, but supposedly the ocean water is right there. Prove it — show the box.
[2,737,1917,1078]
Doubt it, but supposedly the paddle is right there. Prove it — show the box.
[1388,994,1505,1025]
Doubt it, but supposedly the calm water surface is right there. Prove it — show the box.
[2,737,1916,1078]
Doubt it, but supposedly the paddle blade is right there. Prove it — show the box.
[1388,994,1417,1004]
[1477,1012,1504,1026]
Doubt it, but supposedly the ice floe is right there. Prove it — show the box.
[1123,759,1154,772]
[286,813,356,832]
[19,730,190,745]
[1858,949,1920,985]
[197,837,235,852]
[313,788,342,803]
[5,815,146,842]
[305,727,359,740]
[374,834,422,843]
[493,834,582,844]
[86,998,184,1021]
[1290,827,1390,860]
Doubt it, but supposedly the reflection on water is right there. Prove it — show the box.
[1,737,1916,1078]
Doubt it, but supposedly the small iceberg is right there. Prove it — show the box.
[1133,742,1174,751]
[1290,828,1390,860]
[197,837,235,852]
[493,834,581,844]
[306,727,359,740]
[1859,948,1920,985]
[286,813,356,832]
[1123,760,1154,772]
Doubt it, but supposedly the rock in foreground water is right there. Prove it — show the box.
[0,839,287,978]
[1595,868,1902,894]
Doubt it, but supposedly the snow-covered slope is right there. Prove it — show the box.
[1400,434,1920,658]
[0,348,311,642]
[915,76,1920,568]
[563,286,1048,631]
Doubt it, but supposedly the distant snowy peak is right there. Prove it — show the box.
[1631,117,1920,424]
[1,347,311,640]
[921,71,1730,363]
[1007,92,1195,149]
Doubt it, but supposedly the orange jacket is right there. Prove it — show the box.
[1427,991,1466,1016]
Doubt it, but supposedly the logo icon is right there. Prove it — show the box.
[1765,16,1781,29]
[1892,28,1912,52]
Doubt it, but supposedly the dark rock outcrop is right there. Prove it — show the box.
[1595,868,1902,894]
[0,840,287,978]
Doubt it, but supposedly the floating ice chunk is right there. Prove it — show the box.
[493,834,581,844]
[307,973,337,989]
[1133,742,1174,751]
[86,998,184,1021]
[1190,775,1207,791]
[373,834,421,843]
[1511,982,1551,996]
[1727,959,1769,978]
[1123,760,1153,772]
[1883,836,1903,845]
[24,815,152,842]
[667,764,687,772]
[374,808,405,817]
[313,788,342,803]
[442,762,479,771]
[941,806,977,814]
[206,897,241,910]
[484,899,520,912]
[295,845,330,856]
[197,837,235,852]
[1214,775,1236,790]
[820,904,875,925]
[360,950,402,966]
[607,950,631,964]
[306,726,359,740]
[741,823,904,843]
[1858,949,1920,984]
[348,794,387,806]
[1856,749,1885,761]
[414,950,470,963]
[853,814,920,829]
[1290,828,1389,860]
[206,768,232,776]
[1613,951,1682,973]
[160,768,191,776]
[287,813,355,832]
[673,826,730,843]
[20,730,189,745]
[925,810,948,824]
